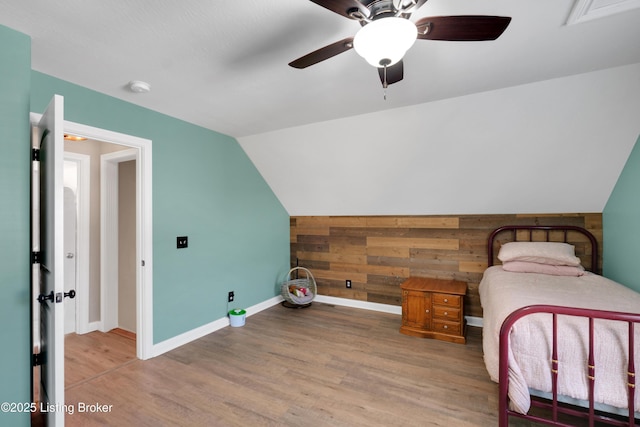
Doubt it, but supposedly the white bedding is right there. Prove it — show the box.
[479,266,640,414]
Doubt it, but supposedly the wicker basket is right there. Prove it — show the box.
[281,267,316,306]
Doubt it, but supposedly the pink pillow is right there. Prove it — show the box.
[497,242,582,267]
[502,261,585,277]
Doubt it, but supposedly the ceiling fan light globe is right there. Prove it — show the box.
[353,17,417,68]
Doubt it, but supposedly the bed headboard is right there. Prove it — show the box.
[487,225,599,273]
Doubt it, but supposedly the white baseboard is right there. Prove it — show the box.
[466,316,483,328]
[315,295,483,327]
[76,320,101,335]
[150,294,483,358]
[244,295,285,316]
[314,295,403,314]
[151,295,284,358]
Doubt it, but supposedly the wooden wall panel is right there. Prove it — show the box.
[290,214,603,318]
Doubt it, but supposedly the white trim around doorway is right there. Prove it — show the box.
[30,113,154,360]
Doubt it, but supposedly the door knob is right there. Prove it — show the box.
[38,290,75,303]
[37,291,54,304]
[66,253,74,259]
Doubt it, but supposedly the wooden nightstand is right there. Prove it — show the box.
[400,277,467,344]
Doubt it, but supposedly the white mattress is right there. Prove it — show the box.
[479,266,640,414]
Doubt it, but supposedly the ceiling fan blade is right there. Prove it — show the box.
[308,0,370,20]
[415,16,511,41]
[378,60,404,87]
[289,37,354,69]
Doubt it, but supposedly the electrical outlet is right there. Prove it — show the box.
[346,279,352,289]
[228,291,234,303]
[177,236,188,248]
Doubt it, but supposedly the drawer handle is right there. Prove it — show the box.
[425,309,429,313]
[443,325,448,329]
[443,298,448,303]
[444,311,448,316]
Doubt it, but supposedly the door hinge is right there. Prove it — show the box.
[32,148,40,161]
[32,251,41,264]
[33,353,43,367]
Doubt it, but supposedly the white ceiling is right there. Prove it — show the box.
[238,63,640,216]
[1,0,639,138]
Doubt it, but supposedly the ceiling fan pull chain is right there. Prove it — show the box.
[383,64,388,89]
[383,63,388,100]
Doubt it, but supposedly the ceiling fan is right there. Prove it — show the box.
[289,0,512,88]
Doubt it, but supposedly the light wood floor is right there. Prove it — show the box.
[59,303,567,426]
[65,328,137,390]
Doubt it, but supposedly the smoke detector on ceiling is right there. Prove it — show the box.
[128,80,151,93]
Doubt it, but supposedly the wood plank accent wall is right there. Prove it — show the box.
[290,214,603,318]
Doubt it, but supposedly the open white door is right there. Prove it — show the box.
[34,95,66,426]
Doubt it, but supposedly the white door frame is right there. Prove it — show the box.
[30,113,153,360]
[63,152,91,334]
[100,148,137,334]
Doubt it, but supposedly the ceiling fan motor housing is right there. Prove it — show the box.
[366,0,397,18]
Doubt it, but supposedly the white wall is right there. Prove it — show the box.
[238,63,640,216]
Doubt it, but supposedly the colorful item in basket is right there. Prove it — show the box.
[288,285,310,297]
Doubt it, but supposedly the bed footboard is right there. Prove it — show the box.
[498,305,640,427]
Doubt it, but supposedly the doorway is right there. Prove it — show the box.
[30,113,154,360]
[31,101,153,426]
[63,143,138,339]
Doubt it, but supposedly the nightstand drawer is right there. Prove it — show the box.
[433,320,461,335]
[433,306,461,321]
[433,293,461,308]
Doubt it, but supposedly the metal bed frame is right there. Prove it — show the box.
[487,225,640,427]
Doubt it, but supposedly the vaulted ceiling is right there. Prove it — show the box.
[2,1,640,216]
[1,0,639,138]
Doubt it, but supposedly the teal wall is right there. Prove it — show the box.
[0,25,32,427]
[603,135,640,292]
[30,72,291,342]
[1,22,289,422]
